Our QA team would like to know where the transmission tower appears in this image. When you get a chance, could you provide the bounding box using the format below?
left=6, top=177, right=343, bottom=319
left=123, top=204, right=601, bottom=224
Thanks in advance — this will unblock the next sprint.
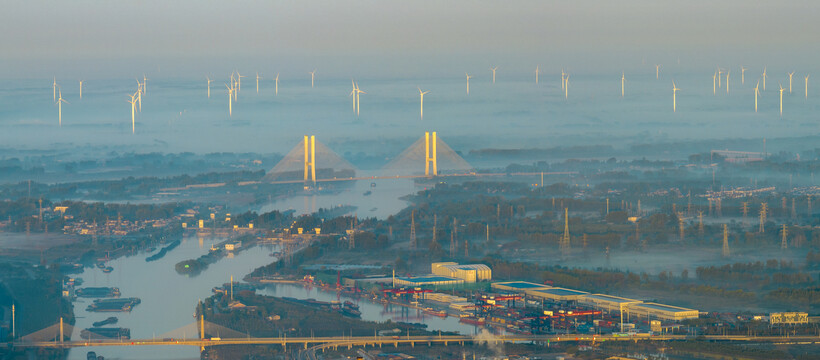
left=759, top=203, right=768, bottom=233
left=698, top=211, right=704, bottom=236
left=409, top=210, right=416, bottom=249
left=716, top=198, right=722, bottom=217
left=348, top=217, right=356, bottom=250
left=560, top=208, right=571, bottom=257
left=722, top=224, right=730, bottom=257
left=741, top=202, right=748, bottom=225
left=781, top=224, right=788, bottom=250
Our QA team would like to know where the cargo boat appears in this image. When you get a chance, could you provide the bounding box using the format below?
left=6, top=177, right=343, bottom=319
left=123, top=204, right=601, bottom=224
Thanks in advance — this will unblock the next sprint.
left=87, top=298, right=141, bottom=312
left=459, top=316, right=486, bottom=326
left=76, top=287, right=121, bottom=298
left=423, top=308, right=448, bottom=318
left=81, top=327, right=130, bottom=340
left=92, top=317, right=118, bottom=327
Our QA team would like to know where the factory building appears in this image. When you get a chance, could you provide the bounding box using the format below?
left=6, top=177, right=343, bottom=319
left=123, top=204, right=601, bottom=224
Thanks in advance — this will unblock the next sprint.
left=627, top=302, right=699, bottom=321
left=579, top=294, right=643, bottom=313
left=491, top=281, right=551, bottom=293
left=525, top=287, right=589, bottom=302
left=431, top=262, right=492, bottom=283
left=393, top=275, right=464, bottom=287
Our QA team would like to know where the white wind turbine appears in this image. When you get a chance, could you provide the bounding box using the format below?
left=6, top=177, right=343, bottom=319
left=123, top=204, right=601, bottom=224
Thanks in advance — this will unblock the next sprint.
left=79, top=80, right=84, bottom=99
left=52, top=77, right=57, bottom=102
left=535, top=65, right=540, bottom=84
left=127, top=92, right=137, bottom=134
left=349, top=80, right=358, bottom=113
left=788, top=72, right=795, bottom=93
left=779, top=83, right=785, bottom=116
left=275, top=73, right=280, bottom=96
left=135, top=79, right=143, bottom=112
left=206, top=76, right=212, bottom=98
left=564, top=74, right=569, bottom=99
left=621, top=71, right=625, bottom=97
left=762, top=67, right=768, bottom=91
left=805, top=74, right=810, bottom=99
left=672, top=81, right=680, bottom=112
left=309, top=70, right=316, bottom=88
left=561, top=68, right=566, bottom=90
left=655, top=64, right=660, bottom=79
left=490, top=67, right=497, bottom=84
left=225, top=83, right=234, bottom=116
left=713, top=71, right=717, bottom=95
left=256, top=72, right=262, bottom=94
left=754, top=80, right=760, bottom=112
left=726, top=70, right=730, bottom=94
left=56, top=88, right=68, bottom=127
left=418, top=87, right=429, bottom=120
left=236, top=71, right=246, bottom=93
left=717, top=67, right=723, bottom=88
left=142, top=74, right=148, bottom=94
left=355, top=84, right=365, bottom=117
left=466, top=73, right=473, bottom=95
left=741, top=66, right=747, bottom=84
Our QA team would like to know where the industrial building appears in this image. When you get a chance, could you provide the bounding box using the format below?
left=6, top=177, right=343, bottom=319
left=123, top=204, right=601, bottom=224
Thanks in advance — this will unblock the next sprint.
left=393, top=275, right=464, bottom=287
left=579, top=294, right=643, bottom=313
left=627, top=302, right=699, bottom=321
left=491, top=281, right=551, bottom=293
left=525, top=287, right=589, bottom=302
left=431, top=262, right=492, bottom=283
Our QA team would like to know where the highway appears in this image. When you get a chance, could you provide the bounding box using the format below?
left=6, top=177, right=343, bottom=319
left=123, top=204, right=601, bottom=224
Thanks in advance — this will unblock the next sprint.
left=11, top=333, right=820, bottom=351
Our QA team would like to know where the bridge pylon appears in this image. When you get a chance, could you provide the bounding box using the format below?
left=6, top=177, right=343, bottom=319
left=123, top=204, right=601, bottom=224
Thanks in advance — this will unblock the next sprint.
left=304, top=135, right=316, bottom=184
left=425, top=132, right=437, bottom=176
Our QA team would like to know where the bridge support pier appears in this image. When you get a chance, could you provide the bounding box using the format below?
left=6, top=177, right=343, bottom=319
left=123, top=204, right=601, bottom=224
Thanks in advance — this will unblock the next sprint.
left=304, top=342, right=307, bottom=349
left=348, top=344, right=351, bottom=350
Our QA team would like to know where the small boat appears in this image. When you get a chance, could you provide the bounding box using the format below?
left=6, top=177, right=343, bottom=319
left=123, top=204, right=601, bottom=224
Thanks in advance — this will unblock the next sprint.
left=92, top=317, right=118, bottom=327
left=363, top=191, right=372, bottom=196
left=102, top=267, right=114, bottom=273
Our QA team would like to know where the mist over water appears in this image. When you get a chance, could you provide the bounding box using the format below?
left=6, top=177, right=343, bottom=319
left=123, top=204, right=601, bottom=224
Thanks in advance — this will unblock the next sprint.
left=2, top=68, right=817, bottom=159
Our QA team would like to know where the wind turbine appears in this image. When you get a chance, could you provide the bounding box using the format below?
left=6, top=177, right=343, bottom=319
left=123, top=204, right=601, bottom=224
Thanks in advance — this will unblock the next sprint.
left=206, top=76, right=212, bottom=98
left=564, top=74, right=569, bottom=99
left=309, top=70, right=316, bottom=88
left=788, top=72, right=795, bottom=93
left=135, top=79, right=143, bottom=112
left=779, top=83, right=785, bottom=116
left=490, top=67, right=497, bottom=84
left=225, top=83, right=234, bottom=116
left=465, top=73, right=473, bottom=95
left=621, top=71, right=625, bottom=97
left=762, top=67, right=768, bottom=91
left=672, top=81, right=680, bottom=112
left=78, top=80, right=84, bottom=99
left=713, top=71, right=717, bottom=95
left=418, top=87, right=429, bottom=120
left=805, top=74, right=810, bottom=98
left=236, top=72, right=246, bottom=93
left=275, top=73, right=280, bottom=96
left=754, top=80, right=760, bottom=112
left=561, top=68, right=566, bottom=90
left=655, top=64, right=660, bottom=79
left=56, top=88, right=68, bottom=127
left=142, top=74, right=148, bottom=94
left=535, top=65, right=540, bottom=84
left=741, top=66, right=747, bottom=84
left=52, top=77, right=57, bottom=102
left=717, top=67, right=722, bottom=88
left=726, top=70, right=730, bottom=94
left=256, top=72, right=262, bottom=94
left=355, top=84, right=365, bottom=117
left=349, top=80, right=357, bottom=112
left=127, top=93, right=137, bottom=134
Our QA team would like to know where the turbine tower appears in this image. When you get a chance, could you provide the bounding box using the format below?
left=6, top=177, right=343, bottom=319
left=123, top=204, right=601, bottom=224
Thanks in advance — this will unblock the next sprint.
left=206, top=76, right=211, bottom=98
left=741, top=66, right=747, bottom=84
left=275, top=73, right=280, bottom=96
left=779, top=83, right=785, bottom=116
left=490, top=66, right=497, bottom=84
left=717, top=67, right=722, bottom=88
left=355, top=83, right=365, bottom=117
left=349, top=80, right=358, bottom=113
left=225, top=83, right=234, bottom=116
left=56, top=89, right=68, bottom=127
left=655, top=64, right=660, bottom=79
left=465, top=73, right=473, bottom=95
left=806, top=74, right=810, bottom=98
left=256, top=72, right=262, bottom=94
left=78, top=80, right=83, bottom=99
left=672, top=81, right=680, bottom=112
left=788, top=72, right=795, bottom=93
left=142, top=74, right=148, bottom=94
left=712, top=71, right=717, bottom=95
left=418, top=88, right=429, bottom=120
left=725, top=70, right=730, bottom=94
left=621, top=71, right=625, bottom=97
left=762, top=67, right=768, bottom=91
left=754, top=80, right=760, bottom=112
left=534, top=65, right=539, bottom=84
left=309, top=69, right=316, bottom=88
left=236, top=72, right=246, bottom=93
left=127, top=93, right=137, bottom=134
left=564, top=74, right=569, bottom=99
left=52, top=77, right=57, bottom=102
left=561, top=68, right=566, bottom=90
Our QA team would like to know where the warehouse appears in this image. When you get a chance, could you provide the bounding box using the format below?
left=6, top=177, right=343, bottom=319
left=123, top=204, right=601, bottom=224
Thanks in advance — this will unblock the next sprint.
left=393, top=275, right=464, bottom=287
left=525, top=287, right=589, bottom=302
left=431, top=262, right=492, bottom=283
left=579, top=294, right=643, bottom=313
left=627, top=302, right=699, bottom=321
left=491, top=281, right=551, bottom=293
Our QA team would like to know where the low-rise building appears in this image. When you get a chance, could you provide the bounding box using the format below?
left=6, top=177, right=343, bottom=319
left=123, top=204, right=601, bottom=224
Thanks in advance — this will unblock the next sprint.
left=627, top=302, right=698, bottom=321
left=431, top=262, right=491, bottom=283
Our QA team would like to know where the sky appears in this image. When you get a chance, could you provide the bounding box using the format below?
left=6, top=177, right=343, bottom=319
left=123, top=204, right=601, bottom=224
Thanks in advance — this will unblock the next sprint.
left=2, top=0, right=819, bottom=78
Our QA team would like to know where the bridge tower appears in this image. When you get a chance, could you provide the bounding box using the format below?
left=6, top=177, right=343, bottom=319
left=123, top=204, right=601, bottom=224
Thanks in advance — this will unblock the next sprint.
left=303, top=135, right=316, bottom=184
left=409, top=210, right=416, bottom=249
left=560, top=208, right=571, bottom=257
left=59, top=317, right=63, bottom=344
left=722, top=224, right=730, bottom=257
left=425, top=132, right=437, bottom=176
left=200, top=313, right=205, bottom=340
